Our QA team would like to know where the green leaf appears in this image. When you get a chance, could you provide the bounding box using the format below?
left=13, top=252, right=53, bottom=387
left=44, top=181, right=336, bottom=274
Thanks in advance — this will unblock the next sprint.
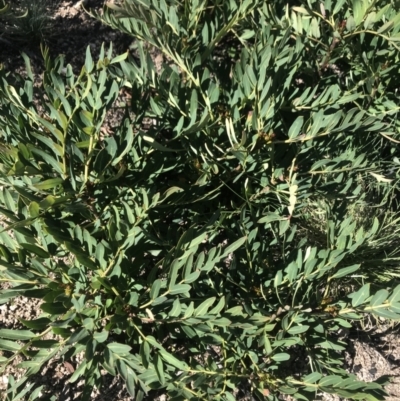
left=209, top=296, right=225, bottom=315
left=364, top=12, right=376, bottom=29
left=194, top=297, right=215, bottom=316
left=67, top=328, right=89, bottom=345
left=377, top=19, right=394, bottom=34
left=0, top=328, right=35, bottom=340
left=40, top=302, right=68, bottom=315
left=274, top=270, right=283, bottom=287
left=168, top=259, right=181, bottom=289
left=154, top=352, right=166, bottom=385
left=258, top=213, right=287, bottom=224
left=19, top=317, right=51, bottom=330
left=303, top=372, right=323, bottom=384
left=332, top=0, right=346, bottom=15
left=221, top=236, right=247, bottom=258
left=116, top=359, right=129, bottom=382
left=150, top=279, right=162, bottom=299
left=63, top=241, right=97, bottom=270
left=113, top=124, right=134, bottom=165
left=107, top=342, right=132, bottom=355
left=351, top=283, right=370, bottom=307
left=388, top=284, right=400, bottom=304
left=189, top=89, right=198, bottom=125
left=319, top=375, right=342, bottom=387
left=28, top=202, right=40, bottom=218
left=39, top=195, right=56, bottom=209
left=287, top=325, right=309, bottom=335
left=169, top=298, right=182, bottom=317
left=225, top=392, right=237, bottom=401
left=125, top=366, right=136, bottom=397
left=142, top=135, right=182, bottom=152
left=82, top=318, right=94, bottom=331
left=69, top=360, right=87, bottom=383
left=184, top=270, right=200, bottom=283
left=288, top=116, right=304, bottom=139
left=372, top=309, right=400, bottom=319
left=352, top=0, right=368, bottom=26
left=213, top=317, right=231, bottom=326
left=271, top=353, right=290, bottom=362
left=370, top=289, right=389, bottom=307
left=103, top=347, right=116, bottom=376
left=170, top=284, right=191, bottom=295
left=20, top=243, right=49, bottom=259
left=331, top=264, right=360, bottom=279
left=33, top=178, right=64, bottom=191
left=140, top=340, right=150, bottom=369
left=0, top=339, right=21, bottom=351
left=30, top=148, right=64, bottom=175
left=93, top=331, right=109, bottom=343
left=85, top=46, right=94, bottom=73
left=111, top=51, right=129, bottom=64
left=31, top=339, right=59, bottom=348
left=160, top=350, right=188, bottom=370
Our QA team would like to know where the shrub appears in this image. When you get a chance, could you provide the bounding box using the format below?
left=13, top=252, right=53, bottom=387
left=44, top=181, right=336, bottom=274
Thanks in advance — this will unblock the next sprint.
left=1, top=0, right=400, bottom=400
left=0, top=0, right=60, bottom=45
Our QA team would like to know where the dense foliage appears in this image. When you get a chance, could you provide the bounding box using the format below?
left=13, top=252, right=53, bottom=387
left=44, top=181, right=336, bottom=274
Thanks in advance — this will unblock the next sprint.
left=0, top=0, right=60, bottom=45
left=1, top=0, right=400, bottom=400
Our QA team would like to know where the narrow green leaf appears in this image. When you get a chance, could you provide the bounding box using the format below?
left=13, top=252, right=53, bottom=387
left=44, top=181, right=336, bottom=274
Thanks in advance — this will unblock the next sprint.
left=370, top=289, right=389, bottom=307
left=85, top=46, right=94, bottom=73
left=287, top=325, right=309, bottom=335
left=111, top=51, right=129, bottom=64
left=160, top=350, right=188, bottom=370
left=331, top=264, right=360, bottom=279
left=154, top=353, right=166, bottom=385
left=19, top=317, right=51, bottom=330
left=140, top=340, right=150, bottom=369
left=274, top=270, right=283, bottom=287
left=168, top=259, right=181, bottom=289
left=113, top=124, right=134, bottom=166
left=351, top=283, right=370, bottom=307
left=0, top=328, right=35, bottom=340
left=34, top=178, right=64, bottom=191
left=319, top=375, right=343, bottom=387
left=67, top=328, right=89, bottom=345
left=126, top=366, right=136, bottom=397
left=107, top=342, right=132, bottom=355
left=221, top=236, right=247, bottom=258
left=150, top=279, right=162, bottom=299
left=194, top=297, right=215, bottom=317
left=271, top=353, right=290, bottom=362
left=169, top=298, right=181, bottom=317
left=0, top=339, right=22, bottom=351
left=388, top=284, right=400, bottom=304
left=288, top=116, right=304, bottom=139
left=209, top=296, right=225, bottom=315
left=258, top=213, right=287, bottom=224
left=352, top=0, right=368, bottom=26
left=170, top=284, right=191, bottom=295
left=303, top=372, right=323, bottom=384
left=20, top=243, right=49, bottom=259
left=69, top=360, right=86, bottom=383
left=377, top=19, right=394, bottom=34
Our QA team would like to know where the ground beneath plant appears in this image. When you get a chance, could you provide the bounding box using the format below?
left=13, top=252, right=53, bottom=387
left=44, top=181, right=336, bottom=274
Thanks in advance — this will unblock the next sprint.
left=1, top=1, right=400, bottom=400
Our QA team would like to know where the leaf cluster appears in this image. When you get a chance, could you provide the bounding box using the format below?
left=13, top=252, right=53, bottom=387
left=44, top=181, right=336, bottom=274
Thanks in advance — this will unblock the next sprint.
left=0, top=0, right=60, bottom=45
